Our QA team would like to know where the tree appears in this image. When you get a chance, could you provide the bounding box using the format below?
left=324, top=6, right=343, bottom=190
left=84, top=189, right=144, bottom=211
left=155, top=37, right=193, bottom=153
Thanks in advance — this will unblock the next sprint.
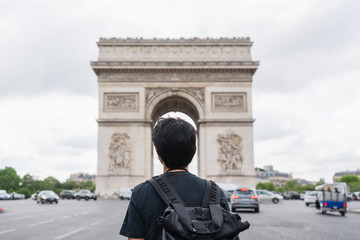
left=339, top=174, right=360, bottom=183
left=339, top=174, right=360, bottom=192
left=42, top=176, right=61, bottom=190
left=0, top=167, right=21, bottom=191
left=256, top=182, right=276, bottom=191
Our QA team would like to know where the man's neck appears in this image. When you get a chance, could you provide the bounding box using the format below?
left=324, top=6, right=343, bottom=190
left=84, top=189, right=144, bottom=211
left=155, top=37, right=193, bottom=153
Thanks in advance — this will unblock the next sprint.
left=163, top=166, right=188, bottom=173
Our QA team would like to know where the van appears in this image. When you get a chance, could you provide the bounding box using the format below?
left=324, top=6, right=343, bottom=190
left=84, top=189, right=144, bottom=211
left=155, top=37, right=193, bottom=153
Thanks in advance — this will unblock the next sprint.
left=118, top=187, right=133, bottom=200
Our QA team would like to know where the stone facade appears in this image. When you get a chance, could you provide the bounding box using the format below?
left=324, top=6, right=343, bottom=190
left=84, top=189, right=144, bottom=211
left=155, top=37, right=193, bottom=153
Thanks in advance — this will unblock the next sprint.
left=91, top=38, right=259, bottom=197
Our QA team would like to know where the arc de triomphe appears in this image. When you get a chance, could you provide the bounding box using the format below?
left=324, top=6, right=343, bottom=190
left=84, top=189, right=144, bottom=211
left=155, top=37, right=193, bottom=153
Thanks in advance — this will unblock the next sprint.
left=91, top=38, right=259, bottom=197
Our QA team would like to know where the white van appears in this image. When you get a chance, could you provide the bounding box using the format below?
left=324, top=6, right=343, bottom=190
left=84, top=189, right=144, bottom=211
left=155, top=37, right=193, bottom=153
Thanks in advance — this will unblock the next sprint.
left=118, top=188, right=133, bottom=200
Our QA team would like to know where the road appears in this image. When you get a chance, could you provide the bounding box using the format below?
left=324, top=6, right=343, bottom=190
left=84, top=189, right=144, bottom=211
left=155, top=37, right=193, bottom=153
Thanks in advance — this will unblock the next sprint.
left=0, top=199, right=359, bottom=239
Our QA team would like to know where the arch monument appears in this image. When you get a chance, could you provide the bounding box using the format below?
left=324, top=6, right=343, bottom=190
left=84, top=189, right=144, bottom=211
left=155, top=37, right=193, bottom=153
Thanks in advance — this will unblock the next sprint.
left=91, top=37, right=259, bottom=197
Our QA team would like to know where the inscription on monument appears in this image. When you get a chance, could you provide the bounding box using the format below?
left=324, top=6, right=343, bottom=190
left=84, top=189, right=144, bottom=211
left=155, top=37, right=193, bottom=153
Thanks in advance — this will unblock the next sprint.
left=104, top=93, right=138, bottom=112
left=212, top=92, right=246, bottom=112
left=217, top=130, right=243, bottom=170
left=109, top=133, right=132, bottom=171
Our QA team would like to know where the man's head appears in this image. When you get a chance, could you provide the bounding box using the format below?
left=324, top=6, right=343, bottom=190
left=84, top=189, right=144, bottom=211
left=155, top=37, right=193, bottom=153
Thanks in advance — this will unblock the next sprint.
left=152, top=117, right=196, bottom=169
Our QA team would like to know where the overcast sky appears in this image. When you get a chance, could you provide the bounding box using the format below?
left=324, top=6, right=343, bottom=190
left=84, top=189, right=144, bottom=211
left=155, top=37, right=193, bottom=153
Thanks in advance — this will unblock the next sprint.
left=0, top=0, right=359, bottom=183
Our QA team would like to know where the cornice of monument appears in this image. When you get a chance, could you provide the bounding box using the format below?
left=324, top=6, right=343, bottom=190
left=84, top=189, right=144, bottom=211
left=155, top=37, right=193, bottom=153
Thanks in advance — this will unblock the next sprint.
left=97, top=37, right=253, bottom=46
left=91, top=61, right=259, bottom=71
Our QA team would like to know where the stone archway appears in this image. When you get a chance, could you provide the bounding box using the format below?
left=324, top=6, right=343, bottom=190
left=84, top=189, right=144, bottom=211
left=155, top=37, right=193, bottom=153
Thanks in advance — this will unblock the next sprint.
left=91, top=38, right=259, bottom=197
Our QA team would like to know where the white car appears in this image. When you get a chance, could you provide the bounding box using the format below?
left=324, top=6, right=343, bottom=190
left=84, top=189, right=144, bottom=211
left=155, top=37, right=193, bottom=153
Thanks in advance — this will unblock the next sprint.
left=256, top=189, right=284, bottom=204
left=118, top=187, right=133, bottom=200
left=304, top=191, right=317, bottom=206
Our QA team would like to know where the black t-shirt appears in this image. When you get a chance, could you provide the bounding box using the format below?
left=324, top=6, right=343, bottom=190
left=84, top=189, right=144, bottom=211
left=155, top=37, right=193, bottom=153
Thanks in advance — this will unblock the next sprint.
left=120, top=171, right=229, bottom=239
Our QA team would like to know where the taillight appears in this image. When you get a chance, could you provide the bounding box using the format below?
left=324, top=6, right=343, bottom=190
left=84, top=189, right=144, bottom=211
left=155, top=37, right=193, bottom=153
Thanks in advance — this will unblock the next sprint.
left=232, top=195, right=239, bottom=199
left=324, top=202, right=327, bottom=207
left=343, top=203, right=347, bottom=208
left=250, top=196, right=258, bottom=199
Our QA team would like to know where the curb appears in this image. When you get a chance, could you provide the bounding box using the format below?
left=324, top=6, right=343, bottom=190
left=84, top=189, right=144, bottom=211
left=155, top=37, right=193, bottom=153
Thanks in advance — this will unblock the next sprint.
left=348, top=208, right=360, bottom=214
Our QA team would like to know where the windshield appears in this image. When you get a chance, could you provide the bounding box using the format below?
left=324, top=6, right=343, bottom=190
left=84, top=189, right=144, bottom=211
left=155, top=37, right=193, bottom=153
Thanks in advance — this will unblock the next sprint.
left=42, top=191, right=56, bottom=196
left=235, top=189, right=255, bottom=195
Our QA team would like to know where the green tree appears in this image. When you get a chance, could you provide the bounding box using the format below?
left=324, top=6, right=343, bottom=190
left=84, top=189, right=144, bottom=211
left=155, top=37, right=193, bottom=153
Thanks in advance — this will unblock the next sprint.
left=62, top=181, right=78, bottom=190
left=256, top=182, right=276, bottom=191
left=42, top=176, right=61, bottom=190
left=338, top=174, right=360, bottom=192
left=339, top=174, right=360, bottom=183
left=0, top=167, right=21, bottom=191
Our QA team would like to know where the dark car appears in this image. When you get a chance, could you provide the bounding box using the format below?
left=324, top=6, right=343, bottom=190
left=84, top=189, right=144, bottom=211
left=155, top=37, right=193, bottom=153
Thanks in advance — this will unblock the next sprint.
left=288, top=191, right=300, bottom=199
left=221, top=189, right=234, bottom=202
left=272, top=191, right=289, bottom=200
left=37, top=190, right=59, bottom=204
left=60, top=190, right=77, bottom=199
left=230, top=188, right=259, bottom=213
left=76, top=189, right=97, bottom=201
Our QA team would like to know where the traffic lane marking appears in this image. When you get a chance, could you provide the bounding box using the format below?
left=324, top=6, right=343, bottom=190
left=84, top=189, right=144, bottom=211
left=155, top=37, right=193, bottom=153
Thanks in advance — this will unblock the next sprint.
left=0, top=228, right=16, bottom=235
left=28, top=219, right=55, bottom=228
left=90, top=219, right=105, bottom=226
left=53, top=227, right=88, bottom=240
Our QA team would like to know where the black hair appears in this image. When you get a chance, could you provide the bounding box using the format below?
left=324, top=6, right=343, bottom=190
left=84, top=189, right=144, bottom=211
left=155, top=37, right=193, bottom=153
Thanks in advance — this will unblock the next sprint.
left=152, top=117, right=196, bottom=169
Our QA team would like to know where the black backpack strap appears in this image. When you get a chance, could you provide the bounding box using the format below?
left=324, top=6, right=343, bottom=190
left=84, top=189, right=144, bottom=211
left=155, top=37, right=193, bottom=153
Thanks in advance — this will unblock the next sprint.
left=147, top=175, right=193, bottom=231
left=148, top=175, right=185, bottom=205
left=147, top=178, right=172, bottom=205
left=201, top=180, right=212, bottom=207
left=210, top=180, right=221, bottom=205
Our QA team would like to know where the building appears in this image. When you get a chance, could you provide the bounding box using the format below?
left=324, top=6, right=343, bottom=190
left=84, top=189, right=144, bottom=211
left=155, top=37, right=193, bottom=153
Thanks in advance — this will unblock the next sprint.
left=68, top=172, right=96, bottom=183
left=256, top=165, right=293, bottom=188
left=333, top=169, right=360, bottom=182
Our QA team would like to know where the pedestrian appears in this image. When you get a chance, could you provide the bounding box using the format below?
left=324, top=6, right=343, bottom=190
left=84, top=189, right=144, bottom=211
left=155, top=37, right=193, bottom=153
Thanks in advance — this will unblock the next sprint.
left=119, top=117, right=230, bottom=240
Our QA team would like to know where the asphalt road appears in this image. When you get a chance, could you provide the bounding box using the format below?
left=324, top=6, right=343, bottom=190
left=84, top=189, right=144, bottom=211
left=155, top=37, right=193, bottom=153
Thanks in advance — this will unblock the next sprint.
left=1, top=198, right=359, bottom=240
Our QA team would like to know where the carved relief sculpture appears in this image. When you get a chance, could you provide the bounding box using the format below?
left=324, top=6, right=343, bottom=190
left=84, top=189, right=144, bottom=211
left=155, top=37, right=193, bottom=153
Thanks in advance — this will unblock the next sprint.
left=217, top=130, right=243, bottom=170
left=104, top=93, right=138, bottom=112
left=212, top=92, right=246, bottom=112
left=109, top=133, right=132, bottom=171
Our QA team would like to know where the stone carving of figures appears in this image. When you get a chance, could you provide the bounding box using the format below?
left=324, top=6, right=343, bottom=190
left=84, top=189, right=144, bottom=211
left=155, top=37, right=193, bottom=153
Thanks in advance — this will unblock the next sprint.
left=109, top=133, right=132, bottom=171
left=217, top=130, right=243, bottom=170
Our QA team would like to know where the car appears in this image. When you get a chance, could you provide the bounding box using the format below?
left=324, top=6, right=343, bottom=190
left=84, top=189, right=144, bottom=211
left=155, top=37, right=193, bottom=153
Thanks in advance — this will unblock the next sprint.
left=352, top=192, right=360, bottom=201
left=10, top=192, right=21, bottom=200
left=0, top=191, right=11, bottom=200
left=60, top=190, right=77, bottom=199
left=118, top=188, right=133, bottom=200
left=217, top=183, right=237, bottom=202
left=76, top=189, right=97, bottom=201
left=230, top=188, right=259, bottom=213
left=256, top=190, right=283, bottom=204
left=36, top=190, right=59, bottom=204
left=288, top=191, right=300, bottom=199
left=271, top=191, right=289, bottom=200
left=304, top=191, right=317, bottom=206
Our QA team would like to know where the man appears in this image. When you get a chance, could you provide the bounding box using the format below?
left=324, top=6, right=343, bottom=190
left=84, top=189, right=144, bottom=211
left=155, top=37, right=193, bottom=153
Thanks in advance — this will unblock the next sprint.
left=120, top=117, right=229, bottom=240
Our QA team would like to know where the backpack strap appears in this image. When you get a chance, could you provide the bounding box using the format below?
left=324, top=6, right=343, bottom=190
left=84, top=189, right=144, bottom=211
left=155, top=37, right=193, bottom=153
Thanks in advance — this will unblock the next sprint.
left=147, top=175, right=193, bottom=231
left=201, top=180, right=220, bottom=207
left=148, top=175, right=185, bottom=205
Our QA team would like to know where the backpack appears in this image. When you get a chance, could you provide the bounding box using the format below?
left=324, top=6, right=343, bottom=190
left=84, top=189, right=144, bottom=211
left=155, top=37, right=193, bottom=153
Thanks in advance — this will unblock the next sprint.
left=147, top=175, right=250, bottom=240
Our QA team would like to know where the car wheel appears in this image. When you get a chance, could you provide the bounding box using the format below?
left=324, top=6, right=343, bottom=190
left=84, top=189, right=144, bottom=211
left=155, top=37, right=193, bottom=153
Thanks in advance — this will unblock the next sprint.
left=120, top=196, right=124, bottom=200
left=55, top=200, right=58, bottom=204
left=254, top=207, right=259, bottom=213
left=85, top=197, right=89, bottom=201
left=41, top=200, right=44, bottom=204
left=340, top=211, right=346, bottom=216
left=50, top=201, right=53, bottom=204
left=93, top=198, right=97, bottom=201
left=306, top=203, right=309, bottom=206
left=322, top=210, right=326, bottom=214
left=272, top=198, right=279, bottom=204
